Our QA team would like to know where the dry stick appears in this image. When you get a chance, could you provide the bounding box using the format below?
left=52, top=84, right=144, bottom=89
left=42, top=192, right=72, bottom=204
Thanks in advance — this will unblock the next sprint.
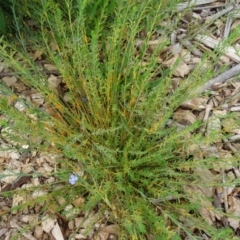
left=203, top=64, right=240, bottom=90
left=201, top=103, right=212, bottom=134
left=193, top=64, right=240, bottom=95
left=205, top=4, right=238, bottom=23
left=0, top=69, right=60, bottom=78
left=233, top=168, right=240, bottom=178
left=220, top=168, right=229, bottom=213
left=193, top=4, right=227, bottom=10
left=177, top=0, right=217, bottom=11
left=228, top=134, right=240, bottom=142
left=203, top=103, right=212, bottom=122
left=223, top=138, right=238, bottom=153
left=223, top=17, right=233, bottom=40
left=230, top=106, right=240, bottom=112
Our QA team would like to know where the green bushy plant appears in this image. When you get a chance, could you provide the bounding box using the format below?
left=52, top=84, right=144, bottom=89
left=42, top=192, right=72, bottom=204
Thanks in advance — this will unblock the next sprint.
left=0, top=6, right=7, bottom=34
left=0, top=0, right=237, bottom=238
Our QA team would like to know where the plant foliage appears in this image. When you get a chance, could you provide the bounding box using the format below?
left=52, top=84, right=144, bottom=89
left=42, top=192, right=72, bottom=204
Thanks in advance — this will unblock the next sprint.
left=0, top=0, right=236, bottom=239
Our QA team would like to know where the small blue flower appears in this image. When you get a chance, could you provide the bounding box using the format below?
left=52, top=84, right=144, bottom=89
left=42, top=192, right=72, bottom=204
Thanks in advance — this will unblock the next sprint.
left=69, top=174, right=78, bottom=185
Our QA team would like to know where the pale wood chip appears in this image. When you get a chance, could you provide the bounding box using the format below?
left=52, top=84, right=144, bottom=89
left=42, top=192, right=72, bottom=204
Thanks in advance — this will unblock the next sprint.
left=34, top=226, right=43, bottom=239
left=74, top=233, right=88, bottom=239
left=10, top=219, right=37, bottom=240
left=42, top=215, right=56, bottom=233
left=48, top=74, right=61, bottom=88
left=195, top=34, right=240, bottom=63
left=0, top=169, right=20, bottom=184
left=163, top=55, right=191, bottom=77
left=51, top=222, right=64, bottom=240
left=181, top=97, right=207, bottom=110
left=0, top=228, right=8, bottom=238
left=228, top=196, right=240, bottom=230
left=31, top=93, right=44, bottom=105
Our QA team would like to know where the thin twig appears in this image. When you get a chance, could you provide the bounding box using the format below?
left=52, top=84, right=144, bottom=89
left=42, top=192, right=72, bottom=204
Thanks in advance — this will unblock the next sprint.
left=0, top=69, right=60, bottom=78
left=177, top=0, right=217, bottom=11
left=220, top=168, right=228, bottom=213
left=228, top=134, right=240, bottom=142
left=223, top=17, right=233, bottom=40
left=223, top=138, right=238, bottom=153
left=230, top=106, right=240, bottom=112
left=205, top=4, right=237, bottom=23
left=203, top=103, right=212, bottom=122
left=233, top=168, right=240, bottom=178
left=150, top=195, right=180, bottom=204
left=193, top=4, right=227, bottom=10
left=194, top=64, right=240, bottom=94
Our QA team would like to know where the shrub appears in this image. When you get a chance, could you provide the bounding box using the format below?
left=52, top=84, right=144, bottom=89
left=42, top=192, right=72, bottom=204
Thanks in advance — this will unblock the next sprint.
left=0, top=0, right=236, bottom=238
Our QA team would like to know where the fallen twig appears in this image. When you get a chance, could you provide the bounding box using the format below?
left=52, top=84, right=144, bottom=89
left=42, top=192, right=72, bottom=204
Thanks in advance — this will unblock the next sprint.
left=223, top=17, right=233, bottom=40
left=223, top=138, right=238, bottom=153
left=230, top=106, right=240, bottom=112
left=177, top=0, right=217, bottom=11
left=205, top=4, right=240, bottom=23
left=203, top=103, right=212, bottom=122
left=194, top=64, right=240, bottom=94
left=221, top=168, right=228, bottom=213
left=228, top=134, right=240, bottom=142
left=0, top=69, right=60, bottom=78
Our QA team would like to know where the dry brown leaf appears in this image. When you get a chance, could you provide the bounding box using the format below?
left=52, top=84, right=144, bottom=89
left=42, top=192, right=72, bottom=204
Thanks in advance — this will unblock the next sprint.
left=173, top=110, right=196, bottom=125
left=44, top=63, right=58, bottom=72
left=33, top=50, right=43, bottom=60
left=184, top=185, right=216, bottom=225
left=100, top=224, right=118, bottom=234
left=199, top=145, right=219, bottom=158
left=193, top=167, right=216, bottom=197
left=2, top=76, right=17, bottom=87
left=228, top=196, right=240, bottom=230
left=180, top=49, right=191, bottom=63
left=163, top=55, right=177, bottom=66
left=12, top=82, right=26, bottom=92
left=171, top=43, right=182, bottom=55
left=49, top=42, right=59, bottom=52
left=48, top=75, right=61, bottom=88
left=163, top=55, right=191, bottom=77
left=231, top=19, right=240, bottom=30
left=174, top=61, right=191, bottom=77
left=72, top=197, right=85, bottom=207
left=94, top=231, right=109, bottom=240
left=94, top=225, right=118, bottom=240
